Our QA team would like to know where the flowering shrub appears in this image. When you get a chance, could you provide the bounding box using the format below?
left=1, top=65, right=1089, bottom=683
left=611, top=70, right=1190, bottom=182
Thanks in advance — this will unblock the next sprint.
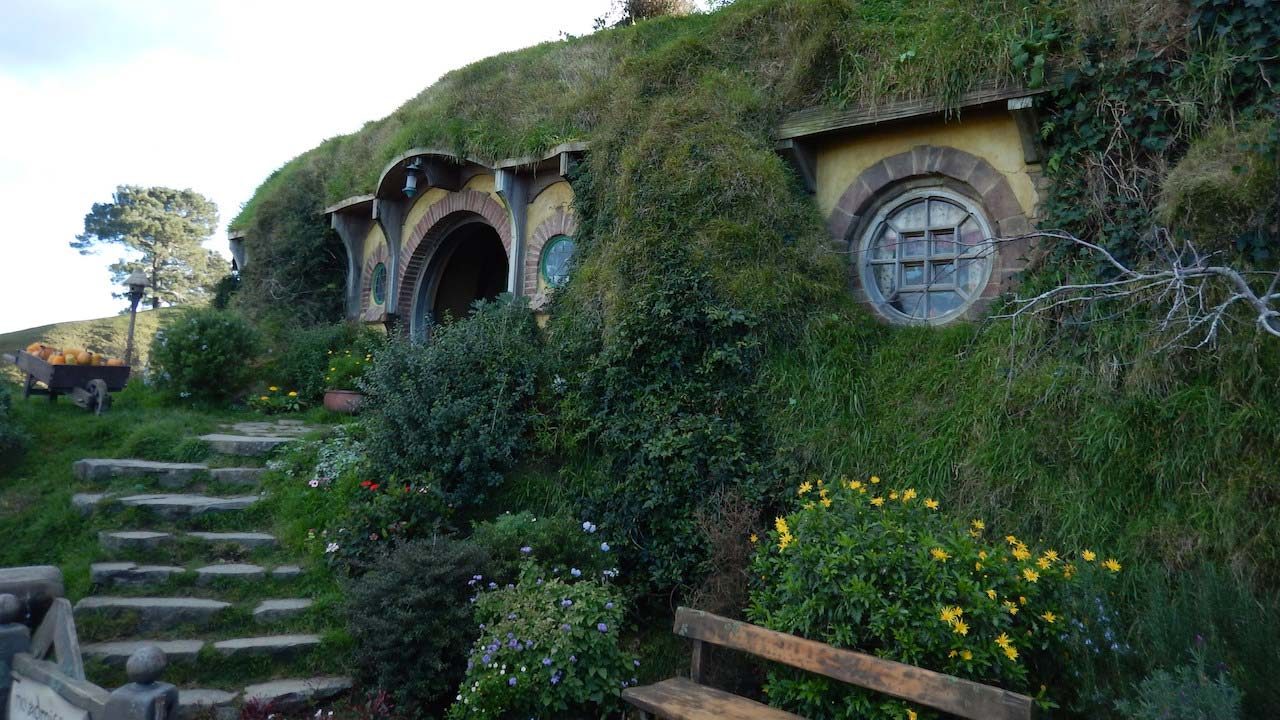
left=266, top=321, right=383, bottom=403
left=448, top=568, right=637, bottom=719
left=344, top=536, right=489, bottom=716
left=1114, top=642, right=1241, bottom=720
left=325, top=349, right=371, bottom=391
left=748, top=476, right=1123, bottom=720
left=248, top=385, right=305, bottom=414
left=471, top=512, right=617, bottom=586
left=150, top=308, right=260, bottom=405
left=325, top=478, right=449, bottom=574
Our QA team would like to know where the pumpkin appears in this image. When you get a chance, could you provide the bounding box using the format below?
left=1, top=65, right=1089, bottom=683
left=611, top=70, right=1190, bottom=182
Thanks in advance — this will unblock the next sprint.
left=106, top=358, right=125, bottom=367
left=37, top=347, right=55, bottom=360
left=25, top=342, right=42, bottom=354
left=49, top=355, right=66, bottom=365
left=75, top=351, right=93, bottom=366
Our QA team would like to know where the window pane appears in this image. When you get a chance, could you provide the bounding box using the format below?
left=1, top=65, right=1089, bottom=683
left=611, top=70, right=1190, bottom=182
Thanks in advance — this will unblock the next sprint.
left=931, top=228, right=957, bottom=256
left=931, top=261, right=956, bottom=286
left=873, top=264, right=897, bottom=297
left=902, top=263, right=926, bottom=287
left=929, top=291, right=964, bottom=317
left=900, top=232, right=926, bottom=259
left=929, top=199, right=967, bottom=227
left=957, top=259, right=982, bottom=294
left=961, top=217, right=985, bottom=247
left=893, top=199, right=928, bottom=232
left=892, top=292, right=925, bottom=318
left=873, top=226, right=897, bottom=260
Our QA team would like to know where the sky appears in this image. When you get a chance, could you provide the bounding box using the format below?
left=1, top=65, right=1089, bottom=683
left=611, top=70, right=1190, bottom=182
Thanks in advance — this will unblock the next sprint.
left=0, top=0, right=603, bottom=334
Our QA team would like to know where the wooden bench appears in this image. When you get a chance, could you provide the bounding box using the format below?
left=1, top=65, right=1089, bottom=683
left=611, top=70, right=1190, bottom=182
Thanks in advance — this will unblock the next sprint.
left=622, top=607, right=1036, bottom=720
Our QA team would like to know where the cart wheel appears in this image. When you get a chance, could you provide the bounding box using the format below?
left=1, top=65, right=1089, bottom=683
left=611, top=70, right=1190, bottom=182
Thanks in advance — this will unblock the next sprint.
left=88, top=379, right=112, bottom=415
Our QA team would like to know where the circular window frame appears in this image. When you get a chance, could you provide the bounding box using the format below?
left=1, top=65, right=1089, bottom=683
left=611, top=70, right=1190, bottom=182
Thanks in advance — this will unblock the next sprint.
left=371, top=262, right=388, bottom=306
left=540, top=234, right=576, bottom=289
left=857, top=187, right=995, bottom=325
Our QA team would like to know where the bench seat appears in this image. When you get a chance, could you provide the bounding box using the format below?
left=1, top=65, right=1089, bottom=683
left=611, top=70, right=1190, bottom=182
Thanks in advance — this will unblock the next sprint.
left=622, top=677, right=802, bottom=720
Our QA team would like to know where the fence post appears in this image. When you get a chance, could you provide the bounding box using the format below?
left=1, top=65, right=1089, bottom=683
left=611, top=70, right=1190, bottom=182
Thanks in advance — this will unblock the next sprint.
left=0, top=595, right=32, bottom=720
left=103, top=646, right=179, bottom=720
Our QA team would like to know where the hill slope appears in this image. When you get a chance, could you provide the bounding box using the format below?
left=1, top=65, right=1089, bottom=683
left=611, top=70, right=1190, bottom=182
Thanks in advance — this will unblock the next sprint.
left=0, top=308, right=178, bottom=374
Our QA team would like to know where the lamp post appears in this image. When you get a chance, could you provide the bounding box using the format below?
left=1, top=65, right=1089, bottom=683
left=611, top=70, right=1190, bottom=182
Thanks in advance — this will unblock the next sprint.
left=402, top=157, right=424, bottom=198
left=123, top=270, right=150, bottom=367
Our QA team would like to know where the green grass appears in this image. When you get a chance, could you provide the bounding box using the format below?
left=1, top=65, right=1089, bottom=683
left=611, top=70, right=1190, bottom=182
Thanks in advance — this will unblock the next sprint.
left=0, top=308, right=181, bottom=380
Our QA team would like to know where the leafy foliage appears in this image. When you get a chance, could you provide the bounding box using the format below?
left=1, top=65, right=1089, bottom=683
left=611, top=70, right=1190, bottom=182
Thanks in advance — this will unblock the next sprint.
left=70, top=186, right=228, bottom=308
left=0, top=383, right=27, bottom=469
left=265, top=322, right=382, bottom=403
left=149, top=308, right=260, bottom=405
left=748, top=476, right=1124, bottom=719
left=1115, top=643, right=1242, bottom=720
left=361, top=297, right=542, bottom=509
left=448, top=568, right=636, bottom=719
left=471, top=512, right=617, bottom=587
left=327, top=480, right=449, bottom=574
left=324, top=349, right=373, bottom=392
left=344, top=536, right=489, bottom=717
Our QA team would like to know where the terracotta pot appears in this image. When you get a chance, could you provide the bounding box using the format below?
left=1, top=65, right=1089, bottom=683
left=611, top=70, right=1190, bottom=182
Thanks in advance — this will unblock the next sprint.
left=323, top=389, right=364, bottom=414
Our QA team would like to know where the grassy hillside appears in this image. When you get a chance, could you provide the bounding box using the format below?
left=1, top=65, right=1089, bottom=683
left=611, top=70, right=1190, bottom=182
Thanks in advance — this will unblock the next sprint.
left=0, top=308, right=178, bottom=379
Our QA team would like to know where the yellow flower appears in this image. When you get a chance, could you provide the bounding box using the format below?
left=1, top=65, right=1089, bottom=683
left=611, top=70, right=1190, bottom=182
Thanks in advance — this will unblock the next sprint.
left=1004, top=601, right=1019, bottom=615
left=924, top=498, right=939, bottom=510
left=971, top=519, right=985, bottom=531
left=798, top=481, right=813, bottom=496
left=1036, top=557, right=1051, bottom=570
left=288, top=391, right=298, bottom=397
left=268, top=386, right=279, bottom=392
left=1022, top=568, right=1040, bottom=583
left=1041, top=611, right=1057, bottom=624
left=1005, top=535, right=1019, bottom=545
left=870, top=475, right=881, bottom=484
left=948, top=650, right=957, bottom=658
left=960, top=650, right=973, bottom=661
left=803, top=501, right=816, bottom=510
left=1013, top=545, right=1032, bottom=561
left=995, top=632, right=1012, bottom=648
left=907, top=711, right=918, bottom=720
left=775, top=517, right=789, bottom=535
left=1003, top=645, right=1019, bottom=661
left=975, top=562, right=984, bottom=571
left=1043, top=549, right=1059, bottom=563
left=930, top=547, right=950, bottom=562
left=1082, top=549, right=1097, bottom=562
left=820, top=497, right=832, bottom=508
left=778, top=532, right=794, bottom=551
left=329, top=367, right=336, bottom=372
left=939, top=606, right=962, bottom=624
left=819, top=486, right=830, bottom=500
left=952, top=620, right=969, bottom=636
left=986, top=589, right=997, bottom=600
left=889, top=491, right=899, bottom=501
left=978, top=550, right=988, bottom=560
left=1063, top=563, right=1076, bottom=580
left=1103, top=558, right=1122, bottom=573
left=1019, top=596, right=1028, bottom=605
left=902, top=488, right=917, bottom=502
left=749, top=533, right=758, bottom=544
left=870, top=496, right=885, bottom=507
left=849, top=480, right=863, bottom=491
left=259, top=395, right=269, bottom=401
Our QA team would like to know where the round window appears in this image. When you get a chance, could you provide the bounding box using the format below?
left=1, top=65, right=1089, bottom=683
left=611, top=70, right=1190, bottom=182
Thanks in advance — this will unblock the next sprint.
left=858, top=188, right=994, bottom=324
left=541, top=235, right=576, bottom=288
left=371, top=262, right=387, bottom=306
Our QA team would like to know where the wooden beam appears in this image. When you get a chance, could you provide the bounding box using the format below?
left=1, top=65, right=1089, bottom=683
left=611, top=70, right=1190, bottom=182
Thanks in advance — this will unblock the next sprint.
left=776, top=81, right=1056, bottom=141
left=1007, top=96, right=1044, bottom=164
left=672, top=608, right=1035, bottom=720
left=775, top=139, right=816, bottom=194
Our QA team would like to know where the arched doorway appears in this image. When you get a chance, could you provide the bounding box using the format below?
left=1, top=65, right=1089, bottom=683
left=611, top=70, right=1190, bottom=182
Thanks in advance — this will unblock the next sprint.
left=410, top=218, right=508, bottom=334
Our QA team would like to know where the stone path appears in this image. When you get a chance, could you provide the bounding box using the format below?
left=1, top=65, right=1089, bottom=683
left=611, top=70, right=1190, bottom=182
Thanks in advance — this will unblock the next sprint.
left=70, top=422, right=349, bottom=719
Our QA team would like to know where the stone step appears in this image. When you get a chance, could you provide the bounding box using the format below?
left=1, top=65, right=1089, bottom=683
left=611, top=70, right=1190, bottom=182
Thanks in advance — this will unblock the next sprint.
left=270, top=565, right=302, bottom=580
left=198, top=434, right=294, bottom=457
left=186, top=531, right=278, bottom=550
left=82, top=639, right=204, bottom=666
left=195, top=564, right=266, bottom=585
left=178, top=689, right=238, bottom=720
left=242, top=677, right=352, bottom=714
left=119, top=493, right=259, bottom=519
left=208, top=467, right=266, bottom=487
left=252, top=599, right=313, bottom=624
left=90, top=563, right=184, bottom=586
left=222, top=421, right=315, bottom=438
left=99, top=530, right=174, bottom=552
left=74, top=459, right=208, bottom=488
left=74, top=597, right=230, bottom=632
left=212, top=634, right=321, bottom=660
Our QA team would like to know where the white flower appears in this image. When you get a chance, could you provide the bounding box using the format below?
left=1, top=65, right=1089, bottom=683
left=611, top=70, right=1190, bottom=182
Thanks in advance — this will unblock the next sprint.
left=308, top=479, right=320, bottom=488
left=325, top=542, right=339, bottom=553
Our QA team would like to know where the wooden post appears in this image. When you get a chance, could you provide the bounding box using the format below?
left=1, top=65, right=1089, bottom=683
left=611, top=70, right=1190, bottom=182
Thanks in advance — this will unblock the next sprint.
left=688, top=639, right=707, bottom=684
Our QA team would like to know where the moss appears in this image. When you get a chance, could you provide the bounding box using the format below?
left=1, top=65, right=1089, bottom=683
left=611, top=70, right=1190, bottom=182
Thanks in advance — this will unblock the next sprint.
left=1159, top=119, right=1279, bottom=249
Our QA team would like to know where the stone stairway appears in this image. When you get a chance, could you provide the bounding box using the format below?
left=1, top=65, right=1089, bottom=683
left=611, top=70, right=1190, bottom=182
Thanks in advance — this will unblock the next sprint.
left=69, top=422, right=350, bottom=719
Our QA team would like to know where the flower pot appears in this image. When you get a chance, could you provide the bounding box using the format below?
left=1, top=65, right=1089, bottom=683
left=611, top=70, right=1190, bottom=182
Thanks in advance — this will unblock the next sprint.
left=323, top=389, right=364, bottom=414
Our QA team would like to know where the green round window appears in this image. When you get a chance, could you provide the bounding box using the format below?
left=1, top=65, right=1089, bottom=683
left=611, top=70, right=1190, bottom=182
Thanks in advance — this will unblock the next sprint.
left=371, top=263, right=387, bottom=306
left=541, top=235, right=576, bottom=288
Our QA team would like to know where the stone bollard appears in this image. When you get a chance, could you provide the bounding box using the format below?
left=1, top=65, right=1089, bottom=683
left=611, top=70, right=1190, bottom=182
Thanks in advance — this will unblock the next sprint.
left=103, top=646, right=179, bottom=720
left=0, top=594, right=32, bottom=720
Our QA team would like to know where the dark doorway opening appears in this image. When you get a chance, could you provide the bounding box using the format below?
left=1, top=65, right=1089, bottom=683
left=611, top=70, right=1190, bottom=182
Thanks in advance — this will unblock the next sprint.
left=431, top=222, right=508, bottom=323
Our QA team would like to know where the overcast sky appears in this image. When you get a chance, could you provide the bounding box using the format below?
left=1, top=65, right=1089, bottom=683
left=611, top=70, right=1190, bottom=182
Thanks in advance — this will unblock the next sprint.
left=0, top=0, right=603, bottom=334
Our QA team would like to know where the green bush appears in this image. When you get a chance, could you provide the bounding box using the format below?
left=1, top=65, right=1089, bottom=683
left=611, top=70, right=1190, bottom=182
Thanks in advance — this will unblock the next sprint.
left=327, top=480, right=450, bottom=574
left=471, top=512, right=617, bottom=587
left=149, top=308, right=260, bottom=406
left=344, top=536, right=489, bottom=717
left=1115, top=644, right=1242, bottom=720
left=324, top=349, right=372, bottom=392
left=0, top=383, right=27, bottom=469
left=248, top=387, right=306, bottom=415
left=448, top=568, right=637, bottom=719
left=361, top=296, right=542, bottom=508
left=748, top=476, right=1125, bottom=719
left=265, top=322, right=382, bottom=403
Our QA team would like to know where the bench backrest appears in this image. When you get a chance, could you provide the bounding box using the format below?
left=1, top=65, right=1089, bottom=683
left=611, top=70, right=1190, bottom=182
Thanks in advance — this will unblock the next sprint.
left=673, top=607, right=1036, bottom=720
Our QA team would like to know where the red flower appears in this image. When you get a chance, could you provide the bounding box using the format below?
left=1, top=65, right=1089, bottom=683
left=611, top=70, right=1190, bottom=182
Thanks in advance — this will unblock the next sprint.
left=360, top=480, right=372, bottom=488
left=370, top=483, right=380, bottom=491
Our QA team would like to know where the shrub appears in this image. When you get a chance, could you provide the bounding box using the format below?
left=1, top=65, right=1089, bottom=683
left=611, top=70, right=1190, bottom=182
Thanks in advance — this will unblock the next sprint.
left=361, top=296, right=542, bottom=508
left=149, top=308, right=260, bottom=405
left=0, top=384, right=27, bottom=469
left=344, top=536, right=489, bottom=716
left=248, top=386, right=306, bottom=415
left=471, top=512, right=617, bottom=587
left=266, top=322, right=382, bottom=403
left=448, top=568, right=637, bottom=719
left=1115, top=643, right=1242, bottom=720
left=324, top=349, right=372, bottom=392
left=327, top=479, right=449, bottom=574
left=748, top=476, right=1125, bottom=720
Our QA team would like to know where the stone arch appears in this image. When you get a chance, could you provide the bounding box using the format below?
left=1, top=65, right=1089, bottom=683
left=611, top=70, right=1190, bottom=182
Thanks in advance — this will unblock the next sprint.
left=359, top=242, right=390, bottom=320
left=828, top=145, right=1035, bottom=319
left=524, top=208, right=579, bottom=298
left=395, top=189, right=512, bottom=319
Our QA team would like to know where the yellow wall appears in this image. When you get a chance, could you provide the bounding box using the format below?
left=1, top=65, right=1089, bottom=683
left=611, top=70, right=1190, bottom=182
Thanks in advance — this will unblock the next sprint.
left=362, top=223, right=387, bottom=265
left=464, top=173, right=499, bottom=199
left=402, top=188, right=450, bottom=240
left=814, top=109, right=1038, bottom=218
left=526, top=181, right=576, bottom=294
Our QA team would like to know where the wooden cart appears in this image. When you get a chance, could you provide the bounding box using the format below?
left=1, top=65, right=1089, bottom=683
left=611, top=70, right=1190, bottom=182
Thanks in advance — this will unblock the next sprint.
left=4, top=351, right=131, bottom=415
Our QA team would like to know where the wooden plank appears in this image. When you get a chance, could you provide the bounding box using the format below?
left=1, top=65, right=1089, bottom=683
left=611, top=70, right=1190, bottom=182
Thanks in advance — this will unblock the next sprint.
left=776, top=81, right=1056, bottom=141
left=622, top=678, right=802, bottom=720
left=12, top=654, right=109, bottom=718
left=672, top=608, right=1035, bottom=720
left=28, top=599, right=85, bottom=681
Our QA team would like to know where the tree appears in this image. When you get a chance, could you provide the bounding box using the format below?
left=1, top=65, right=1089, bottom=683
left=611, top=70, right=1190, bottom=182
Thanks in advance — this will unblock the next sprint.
left=71, top=186, right=229, bottom=309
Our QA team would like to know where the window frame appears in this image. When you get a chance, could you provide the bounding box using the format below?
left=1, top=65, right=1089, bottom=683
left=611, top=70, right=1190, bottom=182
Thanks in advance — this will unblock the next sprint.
left=540, top=234, right=576, bottom=289
left=371, top=262, right=388, bottom=306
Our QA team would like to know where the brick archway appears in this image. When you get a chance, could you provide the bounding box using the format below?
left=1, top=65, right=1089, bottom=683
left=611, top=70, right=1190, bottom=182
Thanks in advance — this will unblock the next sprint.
left=523, top=208, right=578, bottom=298
left=396, top=190, right=512, bottom=319
left=359, top=242, right=390, bottom=321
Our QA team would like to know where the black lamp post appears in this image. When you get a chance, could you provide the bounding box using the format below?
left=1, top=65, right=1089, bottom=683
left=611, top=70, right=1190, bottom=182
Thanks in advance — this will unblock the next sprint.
left=123, top=270, right=150, bottom=367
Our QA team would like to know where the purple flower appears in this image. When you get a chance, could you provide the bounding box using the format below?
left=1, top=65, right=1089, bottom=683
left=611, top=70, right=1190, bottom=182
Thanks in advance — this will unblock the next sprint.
left=542, top=657, right=552, bottom=666
left=569, top=655, right=577, bottom=663
left=482, top=654, right=491, bottom=664
left=560, top=623, right=572, bottom=632
left=570, top=568, right=582, bottom=578
left=634, top=659, right=641, bottom=667
left=605, top=602, right=614, bottom=610
left=488, top=582, right=497, bottom=589
left=600, top=542, right=610, bottom=552
left=550, top=671, right=562, bottom=685
left=508, top=677, right=517, bottom=687
left=520, top=546, right=532, bottom=554
left=597, top=623, right=608, bottom=633
left=508, top=612, right=518, bottom=620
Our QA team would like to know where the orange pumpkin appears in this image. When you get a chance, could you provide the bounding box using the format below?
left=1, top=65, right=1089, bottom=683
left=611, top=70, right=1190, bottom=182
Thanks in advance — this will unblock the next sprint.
left=75, top=351, right=93, bottom=365
left=37, top=347, right=55, bottom=360
left=49, top=355, right=66, bottom=365
left=25, top=342, right=42, bottom=354
left=106, top=358, right=125, bottom=367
